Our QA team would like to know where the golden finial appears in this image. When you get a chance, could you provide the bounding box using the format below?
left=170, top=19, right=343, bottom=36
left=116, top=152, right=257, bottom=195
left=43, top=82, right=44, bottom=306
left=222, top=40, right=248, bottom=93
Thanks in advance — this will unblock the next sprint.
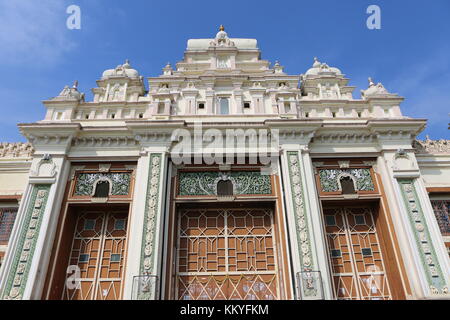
left=219, top=25, right=225, bottom=31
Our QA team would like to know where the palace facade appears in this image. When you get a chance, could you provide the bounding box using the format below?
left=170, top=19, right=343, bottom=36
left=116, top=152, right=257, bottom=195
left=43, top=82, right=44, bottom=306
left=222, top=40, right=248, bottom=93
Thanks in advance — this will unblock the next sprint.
left=0, top=27, right=449, bottom=300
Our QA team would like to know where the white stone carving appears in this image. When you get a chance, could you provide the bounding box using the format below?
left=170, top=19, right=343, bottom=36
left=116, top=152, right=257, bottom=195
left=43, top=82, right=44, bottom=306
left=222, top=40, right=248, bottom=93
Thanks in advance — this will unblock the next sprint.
left=108, top=83, right=126, bottom=102
left=51, top=81, right=85, bottom=102
left=361, top=77, right=398, bottom=99
left=393, top=148, right=415, bottom=171
left=30, top=156, right=57, bottom=178
left=414, top=136, right=450, bottom=154
left=304, top=57, right=342, bottom=76
left=102, top=60, right=139, bottom=79
left=209, top=25, right=235, bottom=47
left=0, top=143, right=34, bottom=158
left=217, top=56, right=230, bottom=69
left=141, top=154, right=162, bottom=276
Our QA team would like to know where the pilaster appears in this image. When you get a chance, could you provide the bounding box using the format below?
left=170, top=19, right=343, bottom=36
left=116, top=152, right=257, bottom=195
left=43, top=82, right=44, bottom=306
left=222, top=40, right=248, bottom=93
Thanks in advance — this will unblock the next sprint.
left=279, top=144, right=331, bottom=299
left=136, top=150, right=168, bottom=300
left=126, top=126, right=172, bottom=299
left=376, top=127, right=450, bottom=298
left=0, top=124, right=76, bottom=299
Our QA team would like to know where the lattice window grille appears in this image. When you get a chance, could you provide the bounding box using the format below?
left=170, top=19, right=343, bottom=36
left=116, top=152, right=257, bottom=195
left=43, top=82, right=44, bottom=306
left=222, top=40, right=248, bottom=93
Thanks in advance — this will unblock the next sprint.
left=63, top=211, right=128, bottom=300
left=0, top=207, right=18, bottom=243
left=176, top=208, right=279, bottom=300
left=431, top=200, right=450, bottom=235
left=324, top=207, right=392, bottom=300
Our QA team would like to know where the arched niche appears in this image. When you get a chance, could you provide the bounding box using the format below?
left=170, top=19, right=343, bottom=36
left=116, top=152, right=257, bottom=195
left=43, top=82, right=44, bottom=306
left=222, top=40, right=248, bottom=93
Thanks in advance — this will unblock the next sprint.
left=92, top=178, right=112, bottom=197
left=217, top=179, right=234, bottom=197
left=337, top=173, right=357, bottom=194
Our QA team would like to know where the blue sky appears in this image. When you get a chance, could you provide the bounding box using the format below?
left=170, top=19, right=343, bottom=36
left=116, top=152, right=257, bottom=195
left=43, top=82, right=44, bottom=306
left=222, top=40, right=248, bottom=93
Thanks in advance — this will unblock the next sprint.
left=0, top=0, right=449, bottom=142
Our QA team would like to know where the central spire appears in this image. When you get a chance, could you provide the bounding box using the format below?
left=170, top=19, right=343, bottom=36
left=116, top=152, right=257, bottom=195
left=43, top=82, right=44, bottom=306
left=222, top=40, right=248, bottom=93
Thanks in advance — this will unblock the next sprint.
left=219, top=24, right=225, bottom=31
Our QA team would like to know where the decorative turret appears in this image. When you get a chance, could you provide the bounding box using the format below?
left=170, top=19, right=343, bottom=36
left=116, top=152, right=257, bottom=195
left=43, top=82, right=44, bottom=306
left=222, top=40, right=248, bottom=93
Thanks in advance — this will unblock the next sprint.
left=273, top=61, right=284, bottom=74
left=102, top=59, right=140, bottom=79
left=93, top=59, right=145, bottom=103
left=301, top=57, right=354, bottom=100
left=361, top=77, right=398, bottom=99
left=216, top=25, right=228, bottom=41
left=304, top=57, right=343, bottom=77
left=51, top=81, right=85, bottom=102
left=162, top=62, right=173, bottom=76
left=209, top=25, right=235, bottom=47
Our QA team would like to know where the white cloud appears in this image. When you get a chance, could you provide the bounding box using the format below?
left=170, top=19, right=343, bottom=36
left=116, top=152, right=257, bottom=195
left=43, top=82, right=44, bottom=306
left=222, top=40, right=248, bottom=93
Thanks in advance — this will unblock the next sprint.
left=0, top=0, right=76, bottom=65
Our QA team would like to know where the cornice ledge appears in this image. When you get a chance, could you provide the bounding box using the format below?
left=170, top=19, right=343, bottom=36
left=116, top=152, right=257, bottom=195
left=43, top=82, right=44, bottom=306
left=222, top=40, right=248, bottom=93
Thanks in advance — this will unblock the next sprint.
left=19, top=123, right=79, bottom=154
left=313, top=132, right=377, bottom=144
left=392, top=170, right=421, bottom=179
left=125, top=119, right=186, bottom=130
left=367, top=119, right=427, bottom=141
left=71, top=135, right=140, bottom=147
left=367, top=119, right=427, bottom=133
left=18, top=122, right=81, bottom=131
left=364, top=95, right=405, bottom=102
left=264, top=118, right=323, bottom=128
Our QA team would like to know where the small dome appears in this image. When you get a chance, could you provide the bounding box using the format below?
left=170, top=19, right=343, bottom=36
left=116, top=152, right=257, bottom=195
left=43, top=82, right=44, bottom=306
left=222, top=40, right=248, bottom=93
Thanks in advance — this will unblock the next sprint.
left=102, top=59, right=140, bottom=79
left=361, top=77, right=393, bottom=99
left=52, top=81, right=84, bottom=102
left=215, top=25, right=228, bottom=40
left=305, top=57, right=342, bottom=76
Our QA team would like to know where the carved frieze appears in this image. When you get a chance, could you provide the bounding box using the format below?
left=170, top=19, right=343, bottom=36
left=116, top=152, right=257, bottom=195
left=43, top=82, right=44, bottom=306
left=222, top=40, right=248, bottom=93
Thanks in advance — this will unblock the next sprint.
left=72, top=136, right=139, bottom=147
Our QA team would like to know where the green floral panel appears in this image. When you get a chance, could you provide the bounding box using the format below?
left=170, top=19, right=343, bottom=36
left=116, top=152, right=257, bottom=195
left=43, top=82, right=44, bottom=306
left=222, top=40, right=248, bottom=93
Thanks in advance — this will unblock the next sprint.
left=74, top=172, right=131, bottom=196
left=319, top=168, right=375, bottom=192
left=178, top=171, right=272, bottom=196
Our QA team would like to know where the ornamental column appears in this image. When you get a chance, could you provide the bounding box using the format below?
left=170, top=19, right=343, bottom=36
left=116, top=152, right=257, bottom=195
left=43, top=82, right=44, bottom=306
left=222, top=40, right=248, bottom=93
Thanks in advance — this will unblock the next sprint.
left=232, top=81, right=243, bottom=114
left=280, top=146, right=333, bottom=300
left=0, top=124, right=78, bottom=300
left=249, top=85, right=266, bottom=114
left=124, top=128, right=172, bottom=300
left=276, top=122, right=332, bottom=300
left=375, top=127, right=450, bottom=299
left=205, top=82, right=215, bottom=115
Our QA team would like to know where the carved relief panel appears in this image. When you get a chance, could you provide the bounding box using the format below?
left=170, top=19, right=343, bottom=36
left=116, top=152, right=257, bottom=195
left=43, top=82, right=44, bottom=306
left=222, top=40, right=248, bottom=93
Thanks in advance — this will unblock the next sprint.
left=175, top=169, right=274, bottom=199
left=68, top=163, right=136, bottom=202
left=314, top=159, right=379, bottom=197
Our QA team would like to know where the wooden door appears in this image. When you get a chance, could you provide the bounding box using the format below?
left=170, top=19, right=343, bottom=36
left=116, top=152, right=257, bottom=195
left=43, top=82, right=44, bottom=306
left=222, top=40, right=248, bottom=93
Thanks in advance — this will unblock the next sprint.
left=175, top=207, right=279, bottom=300
left=324, top=206, right=392, bottom=300
left=62, top=209, right=128, bottom=300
